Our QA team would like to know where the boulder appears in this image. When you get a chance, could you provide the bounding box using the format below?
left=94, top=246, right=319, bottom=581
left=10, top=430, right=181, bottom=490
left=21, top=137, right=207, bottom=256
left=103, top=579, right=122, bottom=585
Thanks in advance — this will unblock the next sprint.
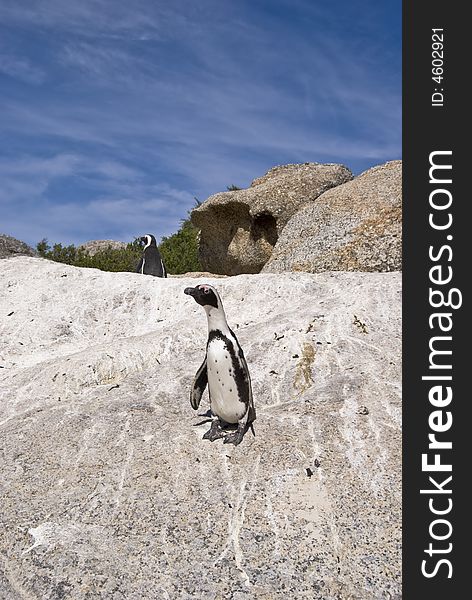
left=0, top=234, right=36, bottom=259
left=0, top=257, right=401, bottom=599
left=191, top=163, right=352, bottom=275
left=263, top=161, right=402, bottom=274
left=79, top=239, right=127, bottom=256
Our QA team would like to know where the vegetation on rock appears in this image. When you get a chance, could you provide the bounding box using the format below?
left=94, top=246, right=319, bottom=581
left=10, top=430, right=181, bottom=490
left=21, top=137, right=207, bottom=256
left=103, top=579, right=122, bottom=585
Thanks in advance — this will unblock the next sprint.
left=36, top=212, right=202, bottom=274
left=36, top=239, right=143, bottom=272
left=159, top=219, right=201, bottom=274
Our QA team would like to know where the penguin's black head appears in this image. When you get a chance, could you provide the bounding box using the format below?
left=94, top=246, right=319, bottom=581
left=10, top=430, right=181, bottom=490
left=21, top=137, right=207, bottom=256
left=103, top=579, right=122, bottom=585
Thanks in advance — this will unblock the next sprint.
left=139, top=234, right=157, bottom=248
left=184, top=284, right=219, bottom=309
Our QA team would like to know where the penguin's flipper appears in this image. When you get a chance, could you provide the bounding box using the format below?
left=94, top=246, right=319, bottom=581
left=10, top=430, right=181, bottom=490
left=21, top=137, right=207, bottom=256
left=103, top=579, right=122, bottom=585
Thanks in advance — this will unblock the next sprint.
left=190, top=357, right=208, bottom=410
left=237, top=346, right=256, bottom=425
left=136, top=258, right=144, bottom=274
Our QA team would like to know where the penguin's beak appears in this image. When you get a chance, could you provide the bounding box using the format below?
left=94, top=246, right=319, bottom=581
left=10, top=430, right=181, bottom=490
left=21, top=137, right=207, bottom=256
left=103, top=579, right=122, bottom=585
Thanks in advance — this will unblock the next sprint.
left=184, top=286, right=199, bottom=297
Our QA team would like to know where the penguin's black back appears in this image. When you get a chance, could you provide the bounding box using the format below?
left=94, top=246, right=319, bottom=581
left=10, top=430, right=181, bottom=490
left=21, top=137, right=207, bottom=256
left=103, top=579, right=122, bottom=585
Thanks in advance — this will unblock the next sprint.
left=138, top=246, right=167, bottom=277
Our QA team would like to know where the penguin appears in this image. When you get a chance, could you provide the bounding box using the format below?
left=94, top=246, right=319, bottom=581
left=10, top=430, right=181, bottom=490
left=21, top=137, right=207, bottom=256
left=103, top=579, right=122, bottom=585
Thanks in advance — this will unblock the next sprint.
left=184, top=284, right=256, bottom=446
left=136, top=234, right=167, bottom=277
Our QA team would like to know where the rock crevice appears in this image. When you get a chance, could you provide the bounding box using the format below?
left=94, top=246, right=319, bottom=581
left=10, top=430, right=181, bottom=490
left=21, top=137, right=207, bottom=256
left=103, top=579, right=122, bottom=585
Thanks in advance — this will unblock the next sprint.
left=192, top=163, right=353, bottom=275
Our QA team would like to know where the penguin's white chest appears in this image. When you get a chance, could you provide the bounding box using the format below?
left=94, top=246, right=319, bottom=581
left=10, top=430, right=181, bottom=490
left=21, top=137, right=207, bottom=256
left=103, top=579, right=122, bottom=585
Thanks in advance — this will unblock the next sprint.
left=207, top=338, right=246, bottom=424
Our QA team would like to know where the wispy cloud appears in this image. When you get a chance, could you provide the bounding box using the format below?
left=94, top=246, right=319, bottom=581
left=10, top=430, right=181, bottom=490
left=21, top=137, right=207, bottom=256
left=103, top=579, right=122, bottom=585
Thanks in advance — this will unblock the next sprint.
left=0, top=54, right=46, bottom=84
left=0, top=0, right=401, bottom=246
left=0, top=0, right=165, bottom=39
left=0, top=152, right=195, bottom=245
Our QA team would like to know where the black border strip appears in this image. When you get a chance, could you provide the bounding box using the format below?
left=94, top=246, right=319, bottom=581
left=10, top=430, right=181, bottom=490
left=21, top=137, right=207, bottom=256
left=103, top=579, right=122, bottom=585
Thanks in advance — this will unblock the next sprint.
left=403, top=2, right=466, bottom=596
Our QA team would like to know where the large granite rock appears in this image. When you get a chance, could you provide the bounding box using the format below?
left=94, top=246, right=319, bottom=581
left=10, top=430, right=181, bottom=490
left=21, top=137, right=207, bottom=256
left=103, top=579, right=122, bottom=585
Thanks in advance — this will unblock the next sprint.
left=191, top=163, right=352, bottom=275
left=263, top=161, right=402, bottom=274
left=0, top=257, right=401, bottom=599
left=0, top=234, right=36, bottom=259
left=79, top=240, right=127, bottom=256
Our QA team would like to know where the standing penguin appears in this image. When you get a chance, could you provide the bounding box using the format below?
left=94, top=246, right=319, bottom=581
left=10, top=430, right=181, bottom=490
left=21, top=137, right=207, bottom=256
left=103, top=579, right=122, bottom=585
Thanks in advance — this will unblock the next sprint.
left=136, top=234, right=167, bottom=277
left=184, top=284, right=255, bottom=446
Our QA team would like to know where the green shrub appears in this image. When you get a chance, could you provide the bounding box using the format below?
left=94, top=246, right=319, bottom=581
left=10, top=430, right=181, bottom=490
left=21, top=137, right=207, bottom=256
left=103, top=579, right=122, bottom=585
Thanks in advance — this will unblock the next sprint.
left=159, top=219, right=201, bottom=274
left=37, top=239, right=83, bottom=266
left=36, top=216, right=202, bottom=275
left=36, top=238, right=143, bottom=272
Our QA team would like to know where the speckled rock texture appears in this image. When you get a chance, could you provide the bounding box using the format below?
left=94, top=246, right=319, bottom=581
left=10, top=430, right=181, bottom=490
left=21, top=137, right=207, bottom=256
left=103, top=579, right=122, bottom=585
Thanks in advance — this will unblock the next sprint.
left=79, top=240, right=127, bottom=256
left=191, top=163, right=352, bottom=275
left=0, top=234, right=36, bottom=259
left=263, top=161, right=402, bottom=274
left=0, top=257, right=401, bottom=600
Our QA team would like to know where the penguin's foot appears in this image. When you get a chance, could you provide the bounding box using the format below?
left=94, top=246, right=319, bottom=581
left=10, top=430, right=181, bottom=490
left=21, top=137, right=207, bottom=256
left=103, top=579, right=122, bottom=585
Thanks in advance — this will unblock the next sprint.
left=202, top=420, right=225, bottom=442
left=223, top=426, right=245, bottom=446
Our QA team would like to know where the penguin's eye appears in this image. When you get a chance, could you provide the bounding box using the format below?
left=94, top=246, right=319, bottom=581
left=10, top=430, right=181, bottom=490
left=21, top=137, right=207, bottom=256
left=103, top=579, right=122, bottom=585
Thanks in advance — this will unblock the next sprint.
left=203, top=288, right=210, bottom=294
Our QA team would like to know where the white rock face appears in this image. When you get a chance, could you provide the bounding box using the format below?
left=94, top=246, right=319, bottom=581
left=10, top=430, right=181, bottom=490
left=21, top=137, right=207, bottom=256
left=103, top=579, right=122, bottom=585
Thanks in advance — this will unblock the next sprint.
left=0, top=257, right=401, bottom=599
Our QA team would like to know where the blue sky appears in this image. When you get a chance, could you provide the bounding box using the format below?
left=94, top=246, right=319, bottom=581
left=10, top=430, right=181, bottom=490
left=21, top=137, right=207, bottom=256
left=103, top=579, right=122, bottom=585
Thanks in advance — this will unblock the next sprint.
left=0, top=0, right=401, bottom=247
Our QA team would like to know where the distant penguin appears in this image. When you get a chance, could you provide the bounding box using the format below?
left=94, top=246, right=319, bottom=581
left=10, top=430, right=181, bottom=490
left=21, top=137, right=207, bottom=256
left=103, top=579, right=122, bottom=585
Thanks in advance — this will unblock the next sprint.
left=184, top=284, right=255, bottom=446
left=136, top=234, right=167, bottom=277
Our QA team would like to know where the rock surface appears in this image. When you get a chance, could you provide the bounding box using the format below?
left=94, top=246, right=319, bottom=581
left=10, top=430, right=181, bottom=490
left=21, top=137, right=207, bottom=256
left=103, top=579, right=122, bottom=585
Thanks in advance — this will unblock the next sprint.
left=0, top=257, right=401, bottom=599
left=191, top=163, right=352, bottom=275
left=263, top=161, right=402, bottom=274
left=79, top=240, right=128, bottom=256
left=0, top=234, right=36, bottom=259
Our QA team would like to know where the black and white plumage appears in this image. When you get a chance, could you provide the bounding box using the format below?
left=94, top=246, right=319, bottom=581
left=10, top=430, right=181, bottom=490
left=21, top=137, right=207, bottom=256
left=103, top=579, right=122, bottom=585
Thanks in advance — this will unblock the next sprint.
left=184, top=284, right=256, bottom=446
left=136, top=234, right=167, bottom=277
